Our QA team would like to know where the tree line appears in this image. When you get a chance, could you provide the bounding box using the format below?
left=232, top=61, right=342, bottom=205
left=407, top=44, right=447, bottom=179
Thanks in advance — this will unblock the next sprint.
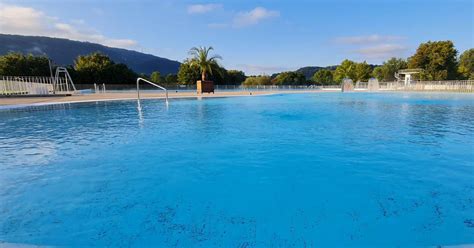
left=0, top=51, right=247, bottom=85
left=312, top=41, right=473, bottom=85
left=0, top=52, right=138, bottom=84
left=176, top=59, right=246, bottom=85
left=0, top=40, right=472, bottom=85
left=250, top=41, right=473, bottom=86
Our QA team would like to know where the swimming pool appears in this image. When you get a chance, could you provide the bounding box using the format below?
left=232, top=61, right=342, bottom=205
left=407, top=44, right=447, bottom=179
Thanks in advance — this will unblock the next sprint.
left=1, top=93, right=473, bottom=247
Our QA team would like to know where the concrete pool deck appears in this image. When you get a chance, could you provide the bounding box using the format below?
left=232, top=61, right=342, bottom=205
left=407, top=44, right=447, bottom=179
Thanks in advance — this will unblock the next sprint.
left=0, top=90, right=336, bottom=106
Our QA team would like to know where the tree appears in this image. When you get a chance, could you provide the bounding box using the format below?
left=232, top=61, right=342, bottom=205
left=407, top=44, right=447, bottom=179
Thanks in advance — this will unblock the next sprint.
left=243, top=76, right=272, bottom=86
left=0, top=52, right=51, bottom=76
left=209, top=64, right=228, bottom=85
left=334, top=59, right=356, bottom=83
left=73, top=52, right=137, bottom=84
left=226, top=70, right=246, bottom=85
left=372, top=58, right=407, bottom=81
left=311, top=69, right=333, bottom=85
left=165, top=74, right=178, bottom=84
left=106, top=63, right=137, bottom=83
left=150, top=71, right=162, bottom=83
left=458, top=49, right=474, bottom=79
left=177, top=58, right=230, bottom=85
left=74, top=52, right=112, bottom=84
left=372, top=67, right=384, bottom=81
left=408, top=40, right=458, bottom=80
left=188, top=46, right=222, bottom=81
left=272, top=71, right=306, bottom=85
left=354, top=61, right=372, bottom=82
left=177, top=60, right=201, bottom=85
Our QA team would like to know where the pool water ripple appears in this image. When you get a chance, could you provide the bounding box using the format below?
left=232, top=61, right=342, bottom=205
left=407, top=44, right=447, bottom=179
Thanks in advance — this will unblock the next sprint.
left=0, top=93, right=473, bottom=247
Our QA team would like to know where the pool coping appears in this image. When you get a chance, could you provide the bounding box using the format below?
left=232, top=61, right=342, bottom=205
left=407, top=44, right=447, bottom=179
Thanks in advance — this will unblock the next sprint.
left=1, top=90, right=472, bottom=110
left=0, top=91, right=289, bottom=110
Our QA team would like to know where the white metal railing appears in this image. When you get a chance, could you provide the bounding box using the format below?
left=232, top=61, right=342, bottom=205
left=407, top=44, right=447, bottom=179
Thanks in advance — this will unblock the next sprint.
left=237, top=85, right=320, bottom=90
left=136, top=77, right=168, bottom=110
left=82, top=81, right=473, bottom=92
left=364, top=80, right=474, bottom=92
left=54, top=67, right=76, bottom=93
left=0, top=75, right=77, bottom=96
left=319, top=80, right=474, bottom=92
left=0, top=76, right=53, bottom=95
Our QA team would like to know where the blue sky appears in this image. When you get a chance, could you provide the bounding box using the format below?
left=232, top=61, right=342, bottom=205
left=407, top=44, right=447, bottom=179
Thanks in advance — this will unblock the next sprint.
left=1, top=0, right=473, bottom=74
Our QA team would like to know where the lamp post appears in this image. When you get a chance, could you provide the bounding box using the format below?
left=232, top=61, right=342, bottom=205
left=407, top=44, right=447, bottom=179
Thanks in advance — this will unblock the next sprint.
left=49, top=59, right=56, bottom=94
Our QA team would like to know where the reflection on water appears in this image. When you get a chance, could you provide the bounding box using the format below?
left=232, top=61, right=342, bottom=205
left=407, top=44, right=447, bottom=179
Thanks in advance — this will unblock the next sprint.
left=405, top=102, right=474, bottom=147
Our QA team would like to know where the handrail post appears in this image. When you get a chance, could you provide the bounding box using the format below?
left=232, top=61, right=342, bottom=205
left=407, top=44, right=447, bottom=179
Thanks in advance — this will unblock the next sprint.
left=136, top=77, right=168, bottom=106
left=136, top=78, right=141, bottom=101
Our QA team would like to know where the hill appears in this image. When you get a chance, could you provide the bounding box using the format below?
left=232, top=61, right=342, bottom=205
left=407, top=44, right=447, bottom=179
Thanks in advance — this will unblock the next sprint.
left=295, top=64, right=379, bottom=79
left=271, top=66, right=338, bottom=79
left=0, top=34, right=181, bottom=75
left=295, top=66, right=338, bottom=79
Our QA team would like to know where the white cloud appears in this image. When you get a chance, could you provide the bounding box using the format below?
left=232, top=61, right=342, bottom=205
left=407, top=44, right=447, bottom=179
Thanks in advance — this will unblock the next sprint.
left=71, top=19, right=85, bottom=25
left=233, top=7, right=279, bottom=27
left=335, top=34, right=405, bottom=45
left=333, top=34, right=409, bottom=61
left=187, top=4, right=222, bottom=14
left=0, top=4, right=137, bottom=49
left=354, top=44, right=408, bottom=59
left=236, top=64, right=294, bottom=75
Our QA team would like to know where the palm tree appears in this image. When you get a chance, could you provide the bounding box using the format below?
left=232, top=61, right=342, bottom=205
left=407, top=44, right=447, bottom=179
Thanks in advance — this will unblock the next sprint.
left=188, top=46, right=222, bottom=81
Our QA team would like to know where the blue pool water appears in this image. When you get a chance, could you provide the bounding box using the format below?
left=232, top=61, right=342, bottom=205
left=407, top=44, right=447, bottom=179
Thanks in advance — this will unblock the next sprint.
left=1, top=93, right=473, bottom=247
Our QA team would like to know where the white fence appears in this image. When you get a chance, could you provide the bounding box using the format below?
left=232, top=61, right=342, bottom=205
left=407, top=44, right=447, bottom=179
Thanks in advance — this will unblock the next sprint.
left=2, top=77, right=473, bottom=96
left=320, top=80, right=474, bottom=93
left=77, top=81, right=474, bottom=93
left=77, top=84, right=322, bottom=92
left=160, top=82, right=474, bottom=92
left=218, top=85, right=319, bottom=91
left=375, top=80, right=474, bottom=92
left=0, top=76, right=74, bottom=96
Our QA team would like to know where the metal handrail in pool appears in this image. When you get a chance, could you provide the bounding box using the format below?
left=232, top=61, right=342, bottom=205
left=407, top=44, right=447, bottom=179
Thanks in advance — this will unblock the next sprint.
left=136, top=78, right=169, bottom=110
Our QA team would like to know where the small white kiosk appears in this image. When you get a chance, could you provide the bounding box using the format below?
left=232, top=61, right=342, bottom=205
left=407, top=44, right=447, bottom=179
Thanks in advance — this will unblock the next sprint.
left=395, top=69, right=422, bottom=86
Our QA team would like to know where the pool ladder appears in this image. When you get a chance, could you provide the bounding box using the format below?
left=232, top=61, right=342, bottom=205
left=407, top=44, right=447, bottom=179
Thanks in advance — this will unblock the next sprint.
left=136, top=77, right=168, bottom=111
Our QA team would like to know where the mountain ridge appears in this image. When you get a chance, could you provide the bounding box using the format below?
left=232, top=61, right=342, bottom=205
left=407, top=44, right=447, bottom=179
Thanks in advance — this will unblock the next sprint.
left=0, top=34, right=181, bottom=75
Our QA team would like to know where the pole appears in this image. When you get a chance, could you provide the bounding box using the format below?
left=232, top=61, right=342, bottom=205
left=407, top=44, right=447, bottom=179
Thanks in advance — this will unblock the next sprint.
left=48, top=59, right=53, bottom=79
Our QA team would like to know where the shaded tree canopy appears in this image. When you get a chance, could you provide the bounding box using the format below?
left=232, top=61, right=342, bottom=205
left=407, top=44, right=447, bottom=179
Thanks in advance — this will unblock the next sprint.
left=226, top=70, right=246, bottom=85
left=408, top=40, right=458, bottom=80
left=0, top=52, right=51, bottom=76
left=74, top=52, right=137, bottom=84
left=210, top=64, right=228, bottom=85
left=334, top=59, right=357, bottom=83
left=177, top=59, right=201, bottom=85
left=296, top=66, right=338, bottom=79
left=165, top=74, right=178, bottom=84
left=272, top=71, right=306, bottom=85
left=150, top=71, right=162, bottom=84
left=243, top=76, right=272, bottom=86
left=372, top=67, right=384, bottom=82
left=354, top=61, right=372, bottom=82
left=333, top=60, right=376, bottom=83
left=372, top=58, right=408, bottom=81
left=458, top=49, right=474, bottom=80
left=311, top=69, right=334, bottom=85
